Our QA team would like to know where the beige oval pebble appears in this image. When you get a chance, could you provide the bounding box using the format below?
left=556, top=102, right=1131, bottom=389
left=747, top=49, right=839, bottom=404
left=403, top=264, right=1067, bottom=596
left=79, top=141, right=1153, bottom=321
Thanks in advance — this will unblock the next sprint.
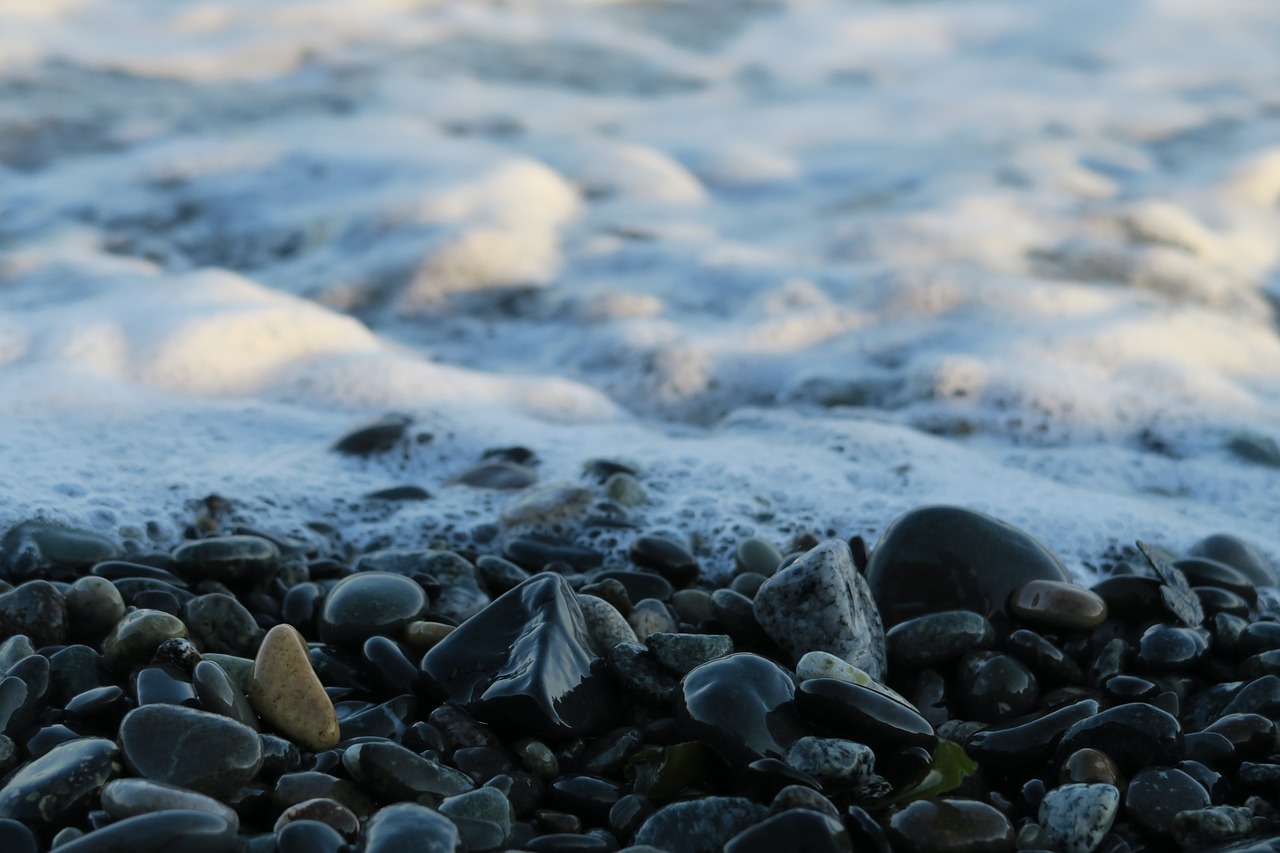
left=404, top=620, right=455, bottom=653
left=248, top=624, right=339, bottom=752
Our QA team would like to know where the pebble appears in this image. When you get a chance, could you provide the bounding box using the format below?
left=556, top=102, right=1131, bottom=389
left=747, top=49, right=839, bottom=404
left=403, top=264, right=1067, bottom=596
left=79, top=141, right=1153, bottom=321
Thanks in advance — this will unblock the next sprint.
left=102, top=608, right=188, bottom=672
left=0, top=636, right=34, bottom=673
left=0, top=580, right=67, bottom=646
left=956, top=651, right=1039, bottom=723
left=100, top=778, right=239, bottom=829
left=577, top=593, right=638, bottom=656
left=784, top=736, right=875, bottom=783
left=794, top=677, right=937, bottom=754
left=646, top=632, right=733, bottom=674
left=887, top=799, right=1015, bottom=853
left=1137, top=623, right=1210, bottom=672
left=1057, top=702, right=1183, bottom=776
left=249, top=624, right=339, bottom=752
left=633, top=797, right=768, bottom=853
left=0, top=521, right=119, bottom=578
left=363, top=484, right=431, bottom=501
left=438, top=786, right=515, bottom=843
left=171, top=535, right=280, bottom=584
left=360, top=802, right=462, bottom=853
left=1008, top=580, right=1108, bottom=631
left=119, top=704, right=263, bottom=797
left=52, top=811, right=239, bottom=853
left=795, top=650, right=913, bottom=705
left=476, top=555, right=532, bottom=596
left=608, top=642, right=680, bottom=704
left=274, top=797, right=360, bottom=839
left=64, top=576, right=125, bottom=641
left=318, top=572, right=425, bottom=647
left=604, top=472, right=649, bottom=507
left=193, top=659, right=260, bottom=729
left=631, top=535, right=700, bottom=587
left=184, top=592, right=263, bottom=656
left=965, top=700, right=1100, bottom=774
left=331, top=412, right=412, bottom=455
left=0, top=738, right=120, bottom=824
left=452, top=460, right=539, bottom=489
left=724, top=808, right=852, bottom=853
left=1038, top=783, right=1120, bottom=853
left=676, top=653, right=803, bottom=768
left=422, top=573, right=618, bottom=737
left=628, top=598, right=677, bottom=640
left=1059, top=748, right=1124, bottom=788
left=735, top=537, right=784, bottom=576
left=277, top=820, right=346, bottom=853
left=887, top=609, right=995, bottom=670
left=1171, top=805, right=1256, bottom=848
left=1126, top=766, right=1211, bottom=837
left=403, top=620, right=456, bottom=652
left=503, top=536, right=604, bottom=572
left=1187, top=533, right=1278, bottom=587
left=343, top=740, right=475, bottom=800
left=753, top=538, right=887, bottom=679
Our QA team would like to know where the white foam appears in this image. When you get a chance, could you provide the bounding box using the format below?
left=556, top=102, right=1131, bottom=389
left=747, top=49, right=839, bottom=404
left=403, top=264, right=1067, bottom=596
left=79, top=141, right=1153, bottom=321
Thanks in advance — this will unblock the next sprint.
left=3, top=0, right=1280, bottom=580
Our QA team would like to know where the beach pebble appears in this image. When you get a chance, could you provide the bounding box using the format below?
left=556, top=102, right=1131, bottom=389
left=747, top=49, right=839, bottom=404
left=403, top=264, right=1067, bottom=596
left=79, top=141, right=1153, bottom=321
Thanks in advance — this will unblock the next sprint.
left=628, top=598, right=677, bottom=640
left=119, top=704, right=263, bottom=797
left=784, top=737, right=875, bottom=783
left=1137, top=624, right=1210, bottom=672
left=887, top=609, right=995, bottom=670
left=452, top=460, right=538, bottom=489
left=1038, top=783, right=1119, bottom=853
left=608, top=642, right=680, bottom=704
left=171, top=535, right=280, bottom=584
left=103, top=609, right=188, bottom=672
left=1059, top=748, right=1124, bottom=788
left=318, top=572, right=425, bottom=647
left=1125, top=766, right=1210, bottom=837
left=1057, top=702, right=1183, bottom=776
left=0, top=521, right=119, bottom=578
left=794, top=677, right=936, bottom=754
left=0, top=636, right=34, bottom=673
left=735, top=537, right=784, bottom=576
left=646, top=632, right=733, bottom=675
left=476, top=555, right=532, bottom=596
left=577, top=593, right=638, bottom=656
left=249, top=624, right=339, bottom=752
left=278, top=820, right=345, bottom=853
left=193, top=660, right=259, bottom=729
left=887, top=798, right=1015, bottom=853
left=0, top=581, right=67, bottom=647
left=956, top=651, right=1039, bottom=723
left=724, top=808, right=851, bottom=853
left=1171, top=805, right=1256, bottom=847
left=438, top=786, right=515, bottom=843
left=753, top=538, right=886, bottom=678
left=184, top=593, right=263, bottom=656
left=604, top=473, right=648, bottom=507
left=633, top=796, right=768, bottom=853
left=331, top=413, right=412, bottom=455
left=361, top=802, right=462, bottom=853
left=0, top=738, right=119, bottom=824
left=274, top=797, right=360, bottom=839
left=343, top=741, right=474, bottom=800
left=867, top=505, right=1070, bottom=626
left=64, top=576, right=125, bottom=641
left=1009, top=580, right=1108, bottom=631
left=1187, top=533, right=1277, bottom=587
left=631, top=535, right=699, bottom=587
left=675, top=653, right=803, bottom=768
left=51, top=811, right=238, bottom=853
left=100, top=778, right=239, bottom=829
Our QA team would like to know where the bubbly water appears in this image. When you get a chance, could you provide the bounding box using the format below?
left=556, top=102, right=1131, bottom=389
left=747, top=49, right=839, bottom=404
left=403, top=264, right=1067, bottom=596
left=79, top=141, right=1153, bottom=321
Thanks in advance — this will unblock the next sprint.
left=2, top=0, right=1279, bottom=579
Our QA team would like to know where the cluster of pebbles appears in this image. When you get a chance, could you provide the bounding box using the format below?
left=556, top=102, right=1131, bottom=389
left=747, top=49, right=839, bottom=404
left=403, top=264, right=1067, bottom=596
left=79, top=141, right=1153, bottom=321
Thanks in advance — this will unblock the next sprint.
left=2, top=438, right=1280, bottom=852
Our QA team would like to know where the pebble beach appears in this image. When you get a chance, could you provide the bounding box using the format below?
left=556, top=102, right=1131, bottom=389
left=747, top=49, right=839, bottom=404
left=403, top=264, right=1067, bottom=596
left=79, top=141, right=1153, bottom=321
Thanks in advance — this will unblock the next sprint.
left=4, top=0, right=1280, bottom=850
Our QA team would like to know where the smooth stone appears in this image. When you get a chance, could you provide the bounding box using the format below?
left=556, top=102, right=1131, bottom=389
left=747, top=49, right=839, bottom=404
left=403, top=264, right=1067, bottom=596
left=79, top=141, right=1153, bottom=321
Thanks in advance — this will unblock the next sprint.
left=249, top=624, right=339, bottom=752
left=64, top=576, right=125, bottom=641
left=1089, top=576, right=1165, bottom=624
left=0, top=521, right=119, bottom=578
left=119, top=704, right=263, bottom=797
left=1103, top=675, right=1158, bottom=704
left=1175, top=558, right=1259, bottom=603
left=630, top=536, right=699, bottom=587
left=753, top=538, right=886, bottom=679
left=0, top=820, right=35, bottom=853
left=729, top=572, right=766, bottom=598
left=278, top=820, right=346, bottom=853
left=795, top=677, right=936, bottom=754
left=439, top=787, right=515, bottom=843
left=342, top=741, right=474, bottom=800
left=51, top=810, right=239, bottom=853
left=184, top=593, right=263, bottom=657
left=1204, top=713, right=1276, bottom=760
left=794, top=650, right=913, bottom=705
left=1057, top=703, right=1183, bottom=776
left=332, top=413, right=412, bottom=455
left=956, top=651, right=1039, bottom=723
left=1009, top=581, right=1108, bottom=631
left=1137, top=624, right=1210, bottom=672
left=201, top=653, right=254, bottom=693
left=604, top=472, right=648, bottom=507
left=422, top=573, right=618, bottom=737
left=736, top=537, right=784, bottom=577
left=675, top=653, right=804, bottom=768
left=193, top=660, right=259, bottom=729
left=171, top=536, right=280, bottom=584
left=1038, top=783, right=1120, bottom=853
left=151, top=637, right=202, bottom=673
left=1222, top=676, right=1280, bottom=717
left=319, top=572, right=425, bottom=647
left=499, top=483, right=596, bottom=538
left=888, top=799, right=1015, bottom=853
left=0, top=581, right=67, bottom=646
left=364, top=485, right=431, bottom=501
left=1243, top=647, right=1280, bottom=678
left=594, top=570, right=674, bottom=603
left=0, top=738, right=119, bottom=824
left=48, top=644, right=109, bottom=704
left=965, top=699, right=1100, bottom=774
left=100, top=778, right=239, bottom=830
left=361, top=802, right=462, bottom=853
left=646, top=632, right=733, bottom=675
left=1125, top=766, right=1210, bottom=837
left=404, top=621, right=455, bottom=653
left=724, top=808, right=851, bottom=853
left=0, top=636, right=34, bottom=673
left=452, top=460, right=538, bottom=490
left=1003, top=629, right=1083, bottom=685
left=275, top=797, right=360, bottom=839
left=634, top=797, right=768, bottom=853
left=1060, top=748, right=1124, bottom=788
left=583, top=458, right=638, bottom=481
left=580, top=727, right=644, bottom=777
left=1171, top=806, right=1256, bottom=848
left=477, top=556, right=533, bottom=597
left=867, top=505, right=1071, bottom=627
left=577, top=594, right=638, bottom=656
left=91, top=561, right=187, bottom=585
left=503, top=536, right=603, bottom=572
left=887, top=610, right=995, bottom=670
left=550, top=774, right=626, bottom=824
left=768, top=786, right=841, bottom=819
left=133, top=664, right=198, bottom=707
left=64, top=685, right=126, bottom=722
left=273, top=771, right=376, bottom=819
left=102, top=609, right=188, bottom=672
left=628, top=598, right=677, bottom=640
left=1238, top=622, right=1280, bottom=656
left=785, top=736, right=875, bottom=783
left=608, top=642, right=680, bottom=704
left=1187, top=534, right=1277, bottom=587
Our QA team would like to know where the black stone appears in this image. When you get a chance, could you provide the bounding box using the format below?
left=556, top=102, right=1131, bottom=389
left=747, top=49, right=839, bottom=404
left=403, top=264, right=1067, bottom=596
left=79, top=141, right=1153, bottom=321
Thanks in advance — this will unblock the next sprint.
left=51, top=810, right=239, bottom=853
left=1204, top=713, right=1276, bottom=760
left=1175, top=558, right=1258, bottom=604
left=1125, top=766, right=1210, bottom=837
left=503, top=537, right=603, bottom=572
left=319, top=572, right=425, bottom=647
left=1089, top=576, right=1165, bottom=624
left=361, top=802, right=462, bottom=853
left=1057, top=703, right=1183, bottom=776
left=956, top=651, right=1039, bottom=723
left=630, top=535, right=699, bottom=587
left=91, top=561, right=187, bottom=585
left=119, top=705, right=263, bottom=797
left=338, top=694, right=419, bottom=741
left=1187, top=534, right=1277, bottom=588
left=593, top=570, right=674, bottom=603
left=63, top=685, right=126, bottom=723
left=133, top=664, right=198, bottom=707
left=192, top=659, right=259, bottom=730
left=422, top=573, right=618, bottom=738
left=0, top=819, right=35, bottom=853
left=48, top=644, right=111, bottom=705
left=278, top=820, right=346, bottom=853
left=331, top=412, right=413, bottom=456
left=549, top=774, right=626, bottom=824
left=887, top=610, right=994, bottom=670
left=675, top=653, right=804, bottom=768
left=1002, top=629, right=1082, bottom=685
left=170, top=536, right=280, bottom=585
left=865, top=506, right=1071, bottom=627
left=0, top=738, right=120, bottom=824
left=1103, top=675, right=1159, bottom=704
left=724, top=808, right=851, bottom=853
left=1137, top=624, right=1210, bottom=672
left=1195, top=586, right=1250, bottom=619
left=342, top=740, right=474, bottom=800
left=0, top=581, right=67, bottom=646
left=794, top=678, right=936, bottom=754
left=966, top=698, right=1098, bottom=774
left=887, top=799, right=1014, bottom=853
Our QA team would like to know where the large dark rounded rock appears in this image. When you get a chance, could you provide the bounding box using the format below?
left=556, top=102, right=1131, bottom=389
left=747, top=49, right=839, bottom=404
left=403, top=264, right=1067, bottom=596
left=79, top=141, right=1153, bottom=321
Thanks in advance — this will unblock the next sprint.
left=120, top=705, right=263, bottom=797
left=1126, top=766, right=1210, bottom=838
left=319, top=573, right=425, bottom=647
left=865, top=506, right=1071, bottom=627
left=421, top=573, right=618, bottom=737
left=675, top=653, right=804, bottom=768
left=1187, top=534, right=1277, bottom=588
left=0, top=738, right=120, bottom=824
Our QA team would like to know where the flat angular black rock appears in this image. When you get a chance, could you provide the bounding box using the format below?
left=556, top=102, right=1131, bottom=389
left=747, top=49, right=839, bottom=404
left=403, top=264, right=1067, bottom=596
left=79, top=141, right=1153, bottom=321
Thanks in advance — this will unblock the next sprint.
left=1057, top=702, right=1183, bottom=776
left=675, top=653, right=804, bottom=769
left=421, top=573, right=618, bottom=737
left=865, top=506, right=1070, bottom=627
left=0, top=738, right=120, bottom=824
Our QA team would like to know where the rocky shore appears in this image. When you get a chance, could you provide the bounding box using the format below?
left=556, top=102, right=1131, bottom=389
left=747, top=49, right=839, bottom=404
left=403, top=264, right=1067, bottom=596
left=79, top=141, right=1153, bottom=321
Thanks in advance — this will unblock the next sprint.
left=0, top=439, right=1279, bottom=852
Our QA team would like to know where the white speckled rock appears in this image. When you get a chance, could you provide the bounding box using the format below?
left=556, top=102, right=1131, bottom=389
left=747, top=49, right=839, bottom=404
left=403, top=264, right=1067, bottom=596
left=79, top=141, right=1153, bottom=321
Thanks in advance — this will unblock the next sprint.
left=753, top=540, right=886, bottom=679
left=785, top=737, right=876, bottom=783
left=1039, top=783, right=1120, bottom=853
left=794, top=651, right=914, bottom=707
left=576, top=593, right=638, bottom=656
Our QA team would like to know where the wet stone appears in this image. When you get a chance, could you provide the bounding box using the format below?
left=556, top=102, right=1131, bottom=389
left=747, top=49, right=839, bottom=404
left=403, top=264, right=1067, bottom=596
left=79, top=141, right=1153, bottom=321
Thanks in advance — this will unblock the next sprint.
left=52, top=810, right=239, bottom=853
left=866, top=505, right=1070, bottom=627
left=171, top=535, right=280, bottom=584
left=275, top=797, right=360, bottom=839
left=504, top=536, right=603, bottom=572
left=1057, top=703, right=1183, bottom=776
left=0, top=636, right=34, bottom=673
left=1188, top=533, right=1278, bottom=588
left=278, top=820, right=346, bottom=853
left=184, top=593, right=263, bottom=656
left=48, top=644, right=110, bottom=704
left=249, top=624, right=339, bottom=752
left=64, top=685, right=126, bottom=723
left=1137, top=624, right=1210, bottom=672
left=0, top=581, right=67, bottom=646
left=1175, top=557, right=1259, bottom=603
left=645, top=632, right=733, bottom=675
left=453, top=460, right=539, bottom=490
left=887, top=798, right=1015, bottom=853
left=887, top=609, right=995, bottom=670
left=1038, top=783, right=1120, bottom=853
left=608, top=642, right=680, bottom=704
left=1126, top=766, right=1210, bottom=837
left=64, top=576, right=125, bottom=642
left=729, top=571, right=766, bottom=598
left=795, top=677, right=936, bottom=754
left=361, top=802, right=462, bottom=853
left=423, top=573, right=618, bottom=738
left=628, top=598, right=677, bottom=640
left=1009, top=580, right=1108, bottom=632
left=1003, top=629, right=1082, bottom=685
left=753, top=538, right=887, bottom=679
left=1060, top=748, right=1124, bottom=788
left=966, top=699, right=1099, bottom=775
left=364, top=484, right=431, bottom=501
left=193, top=659, right=259, bottom=729
left=101, top=778, right=239, bottom=829
left=604, top=472, right=648, bottom=507
left=633, top=796, right=768, bottom=853
left=957, top=651, right=1040, bottom=723
left=120, top=704, right=263, bottom=797
left=1, top=521, right=119, bottom=579
left=735, top=537, right=784, bottom=577
left=1089, top=576, right=1165, bottom=624
left=102, top=608, right=188, bottom=672
left=439, top=787, right=515, bottom=844
left=784, top=736, right=875, bottom=784
left=724, top=808, right=851, bottom=853
left=1171, top=805, right=1255, bottom=848
left=1204, top=713, right=1276, bottom=760
left=318, top=572, right=425, bottom=647
left=134, top=664, right=198, bottom=707
left=477, top=555, right=532, bottom=597
left=0, top=820, right=34, bottom=853
left=768, top=785, right=840, bottom=819
left=675, top=653, right=804, bottom=768
left=630, top=535, right=699, bottom=587
left=577, top=593, right=638, bottom=656
left=342, top=740, right=475, bottom=800
left=550, top=774, right=626, bottom=825
left=0, top=738, right=119, bottom=824
left=1222, top=675, right=1280, bottom=718
left=331, top=412, right=412, bottom=455
left=594, top=569, right=673, bottom=603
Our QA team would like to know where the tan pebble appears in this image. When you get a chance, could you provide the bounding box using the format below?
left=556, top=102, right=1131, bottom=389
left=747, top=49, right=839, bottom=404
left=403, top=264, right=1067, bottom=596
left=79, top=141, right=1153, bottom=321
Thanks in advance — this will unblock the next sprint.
left=1009, top=580, right=1108, bottom=631
left=404, top=620, right=455, bottom=652
left=248, top=624, right=339, bottom=752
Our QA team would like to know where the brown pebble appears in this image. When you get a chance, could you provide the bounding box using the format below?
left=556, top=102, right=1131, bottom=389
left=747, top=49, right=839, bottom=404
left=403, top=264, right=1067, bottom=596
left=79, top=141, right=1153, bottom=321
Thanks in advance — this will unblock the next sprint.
left=404, top=620, right=455, bottom=653
left=248, top=624, right=340, bottom=752
left=274, top=797, right=360, bottom=840
left=1060, top=747, right=1126, bottom=791
left=1009, top=580, right=1107, bottom=631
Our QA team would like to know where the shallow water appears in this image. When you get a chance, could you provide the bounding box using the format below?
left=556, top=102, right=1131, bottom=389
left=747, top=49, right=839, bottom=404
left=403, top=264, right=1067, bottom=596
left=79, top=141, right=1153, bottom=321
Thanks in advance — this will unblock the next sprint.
left=2, top=0, right=1279, bottom=579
